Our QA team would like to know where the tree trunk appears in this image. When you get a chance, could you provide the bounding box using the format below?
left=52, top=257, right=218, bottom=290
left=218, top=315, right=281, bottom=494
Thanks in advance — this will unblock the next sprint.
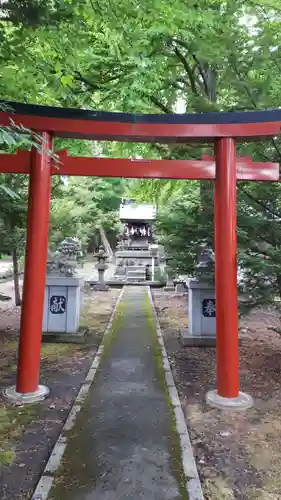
left=276, top=275, right=281, bottom=300
left=99, top=226, right=113, bottom=258
left=12, top=247, right=21, bottom=306
left=200, top=180, right=214, bottom=247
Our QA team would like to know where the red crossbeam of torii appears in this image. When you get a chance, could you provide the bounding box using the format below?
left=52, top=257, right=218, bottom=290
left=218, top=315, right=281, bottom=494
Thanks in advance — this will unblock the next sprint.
left=0, top=149, right=279, bottom=181
left=0, top=100, right=280, bottom=411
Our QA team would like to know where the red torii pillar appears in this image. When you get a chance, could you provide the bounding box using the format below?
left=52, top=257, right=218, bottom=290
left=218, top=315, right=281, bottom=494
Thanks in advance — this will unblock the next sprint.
left=200, top=142, right=250, bottom=408
left=3, top=134, right=52, bottom=403
left=215, top=139, right=239, bottom=399
left=206, top=138, right=253, bottom=409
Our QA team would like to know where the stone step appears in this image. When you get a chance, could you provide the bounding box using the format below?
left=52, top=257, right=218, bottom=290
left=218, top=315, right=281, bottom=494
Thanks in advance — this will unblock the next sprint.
left=127, top=277, right=146, bottom=281
left=127, top=266, right=146, bottom=272
left=126, top=276, right=146, bottom=282
left=127, top=267, right=146, bottom=273
left=115, top=251, right=152, bottom=258
left=127, top=271, right=146, bottom=277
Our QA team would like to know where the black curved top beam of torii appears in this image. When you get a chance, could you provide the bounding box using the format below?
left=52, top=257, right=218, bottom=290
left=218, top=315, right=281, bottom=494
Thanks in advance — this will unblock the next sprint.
left=0, top=101, right=281, bottom=142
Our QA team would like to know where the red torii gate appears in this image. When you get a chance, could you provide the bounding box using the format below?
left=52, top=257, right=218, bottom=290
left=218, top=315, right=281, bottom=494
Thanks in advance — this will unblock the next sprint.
left=0, top=101, right=280, bottom=410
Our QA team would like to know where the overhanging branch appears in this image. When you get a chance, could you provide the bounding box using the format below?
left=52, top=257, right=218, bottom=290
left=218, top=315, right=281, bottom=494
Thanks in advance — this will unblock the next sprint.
left=173, top=46, right=198, bottom=95
left=143, top=94, right=172, bottom=114
left=238, top=185, right=281, bottom=219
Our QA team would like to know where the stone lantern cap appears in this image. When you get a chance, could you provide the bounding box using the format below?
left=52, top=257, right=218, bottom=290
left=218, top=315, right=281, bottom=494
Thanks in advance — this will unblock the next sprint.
left=196, top=244, right=214, bottom=268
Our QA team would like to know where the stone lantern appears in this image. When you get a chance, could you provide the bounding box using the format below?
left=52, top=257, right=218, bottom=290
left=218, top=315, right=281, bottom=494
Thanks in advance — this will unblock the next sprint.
left=94, top=245, right=109, bottom=291
left=196, top=244, right=215, bottom=283
left=164, top=255, right=175, bottom=291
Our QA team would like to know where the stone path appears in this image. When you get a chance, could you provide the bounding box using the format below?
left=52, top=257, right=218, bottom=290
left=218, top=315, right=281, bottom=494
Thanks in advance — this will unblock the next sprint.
left=0, top=259, right=13, bottom=278
left=46, top=286, right=188, bottom=499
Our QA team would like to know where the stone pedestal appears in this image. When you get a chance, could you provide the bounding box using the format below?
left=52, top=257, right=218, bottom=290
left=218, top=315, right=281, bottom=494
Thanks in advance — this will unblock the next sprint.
left=163, top=260, right=175, bottom=291
left=43, top=276, right=84, bottom=335
left=181, top=278, right=216, bottom=346
left=164, top=280, right=175, bottom=292
left=175, top=283, right=186, bottom=294
left=94, top=263, right=109, bottom=291
left=164, top=271, right=175, bottom=291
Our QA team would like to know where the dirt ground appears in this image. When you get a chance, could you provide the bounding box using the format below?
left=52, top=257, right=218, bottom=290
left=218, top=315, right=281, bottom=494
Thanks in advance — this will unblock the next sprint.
left=0, top=287, right=120, bottom=500
left=153, top=289, right=281, bottom=500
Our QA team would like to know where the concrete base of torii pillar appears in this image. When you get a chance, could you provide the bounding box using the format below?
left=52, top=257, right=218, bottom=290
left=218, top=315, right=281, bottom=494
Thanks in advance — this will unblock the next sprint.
left=3, top=385, right=50, bottom=405
left=206, top=390, right=253, bottom=410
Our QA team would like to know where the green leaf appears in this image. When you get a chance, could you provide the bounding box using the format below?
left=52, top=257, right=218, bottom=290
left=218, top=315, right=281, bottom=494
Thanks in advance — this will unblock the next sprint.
left=60, top=74, right=74, bottom=86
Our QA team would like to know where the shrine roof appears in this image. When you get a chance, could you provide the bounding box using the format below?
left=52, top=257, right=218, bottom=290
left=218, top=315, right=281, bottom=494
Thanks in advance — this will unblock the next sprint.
left=120, top=203, right=156, bottom=221
left=0, top=101, right=281, bottom=142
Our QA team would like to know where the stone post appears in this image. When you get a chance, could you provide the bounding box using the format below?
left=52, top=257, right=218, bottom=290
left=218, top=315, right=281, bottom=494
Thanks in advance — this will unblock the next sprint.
left=42, top=237, right=85, bottom=341
left=149, top=243, right=159, bottom=282
left=181, top=244, right=216, bottom=346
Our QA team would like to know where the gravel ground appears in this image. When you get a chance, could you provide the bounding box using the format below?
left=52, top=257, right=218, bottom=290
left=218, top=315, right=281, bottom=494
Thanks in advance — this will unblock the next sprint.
left=153, top=289, right=281, bottom=500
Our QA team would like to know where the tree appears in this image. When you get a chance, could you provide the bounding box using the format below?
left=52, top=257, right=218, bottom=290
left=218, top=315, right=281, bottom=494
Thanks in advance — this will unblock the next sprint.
left=1, top=0, right=281, bottom=311
left=49, top=175, right=125, bottom=253
left=1, top=1, right=76, bottom=27
left=0, top=173, right=28, bottom=305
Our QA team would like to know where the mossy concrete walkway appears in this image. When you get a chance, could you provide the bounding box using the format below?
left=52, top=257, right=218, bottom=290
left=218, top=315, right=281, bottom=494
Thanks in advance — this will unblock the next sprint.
left=47, top=286, right=188, bottom=499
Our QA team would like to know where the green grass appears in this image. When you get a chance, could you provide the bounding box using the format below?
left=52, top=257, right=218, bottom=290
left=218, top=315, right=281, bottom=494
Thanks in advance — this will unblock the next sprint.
left=101, top=298, right=125, bottom=356
left=0, top=405, right=37, bottom=466
left=40, top=343, right=80, bottom=360
left=4, top=340, right=18, bottom=350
